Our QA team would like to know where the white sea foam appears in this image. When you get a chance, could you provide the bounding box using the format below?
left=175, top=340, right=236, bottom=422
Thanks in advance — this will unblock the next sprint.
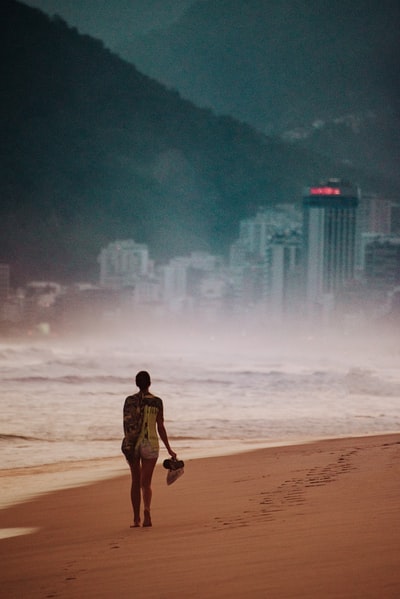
left=1, top=326, right=399, bottom=470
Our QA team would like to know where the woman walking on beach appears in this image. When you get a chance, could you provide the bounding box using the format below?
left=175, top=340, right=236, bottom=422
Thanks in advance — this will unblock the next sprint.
left=121, top=371, right=176, bottom=527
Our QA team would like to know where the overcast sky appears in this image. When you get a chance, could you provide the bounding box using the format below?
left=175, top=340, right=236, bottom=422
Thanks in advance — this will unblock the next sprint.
left=22, top=0, right=195, bottom=48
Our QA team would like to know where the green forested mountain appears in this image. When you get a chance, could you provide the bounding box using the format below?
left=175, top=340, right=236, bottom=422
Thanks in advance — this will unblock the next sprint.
left=122, top=0, right=399, bottom=131
left=0, top=1, right=393, bottom=283
left=121, top=0, right=400, bottom=185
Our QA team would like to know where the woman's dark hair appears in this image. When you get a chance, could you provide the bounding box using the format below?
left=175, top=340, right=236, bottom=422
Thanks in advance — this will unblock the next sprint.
left=135, top=370, right=151, bottom=391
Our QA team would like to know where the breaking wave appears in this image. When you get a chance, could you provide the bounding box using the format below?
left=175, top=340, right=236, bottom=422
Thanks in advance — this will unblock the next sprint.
left=1, top=336, right=399, bottom=468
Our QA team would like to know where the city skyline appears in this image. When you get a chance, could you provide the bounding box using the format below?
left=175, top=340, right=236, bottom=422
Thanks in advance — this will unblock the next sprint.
left=1, top=182, right=399, bottom=335
left=3, top=2, right=399, bottom=284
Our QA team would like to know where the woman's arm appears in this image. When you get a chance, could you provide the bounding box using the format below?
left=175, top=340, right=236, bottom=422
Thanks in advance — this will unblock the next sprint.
left=156, top=410, right=177, bottom=459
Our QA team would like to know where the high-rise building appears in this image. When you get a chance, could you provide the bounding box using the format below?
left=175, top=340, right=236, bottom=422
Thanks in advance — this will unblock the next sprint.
left=0, top=264, right=10, bottom=302
left=358, top=193, right=392, bottom=235
left=355, top=193, right=400, bottom=270
left=303, top=180, right=359, bottom=320
left=161, top=252, right=222, bottom=313
left=364, top=235, right=400, bottom=292
left=98, top=239, right=150, bottom=289
left=229, top=205, right=301, bottom=314
left=268, top=232, right=303, bottom=321
left=390, top=201, right=400, bottom=235
left=238, top=205, right=301, bottom=258
left=0, top=264, right=10, bottom=321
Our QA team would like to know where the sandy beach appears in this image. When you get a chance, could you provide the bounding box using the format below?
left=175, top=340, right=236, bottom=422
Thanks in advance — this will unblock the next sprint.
left=0, top=434, right=399, bottom=598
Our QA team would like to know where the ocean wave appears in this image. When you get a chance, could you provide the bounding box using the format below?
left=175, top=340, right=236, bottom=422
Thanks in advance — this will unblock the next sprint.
left=345, top=369, right=400, bottom=397
left=3, top=370, right=343, bottom=390
left=0, top=345, right=55, bottom=360
left=0, top=433, right=54, bottom=443
left=1, top=340, right=400, bottom=469
left=2, top=375, right=133, bottom=385
left=0, top=431, right=121, bottom=444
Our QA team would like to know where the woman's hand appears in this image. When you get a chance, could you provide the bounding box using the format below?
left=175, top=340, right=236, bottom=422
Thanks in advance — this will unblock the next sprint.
left=169, top=450, right=177, bottom=460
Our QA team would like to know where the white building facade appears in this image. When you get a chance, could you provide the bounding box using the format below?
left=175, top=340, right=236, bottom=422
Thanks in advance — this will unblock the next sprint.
left=98, top=239, right=151, bottom=289
left=302, top=180, right=359, bottom=320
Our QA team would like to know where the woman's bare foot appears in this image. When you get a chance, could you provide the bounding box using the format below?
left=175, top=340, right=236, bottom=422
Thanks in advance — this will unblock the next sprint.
left=143, top=509, right=152, bottom=527
left=130, top=520, right=140, bottom=528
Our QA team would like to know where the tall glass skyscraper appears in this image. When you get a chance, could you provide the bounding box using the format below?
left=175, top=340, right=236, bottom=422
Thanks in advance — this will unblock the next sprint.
left=303, top=180, right=359, bottom=320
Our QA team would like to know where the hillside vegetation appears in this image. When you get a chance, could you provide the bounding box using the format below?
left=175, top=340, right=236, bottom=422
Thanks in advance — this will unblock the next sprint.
left=1, top=1, right=390, bottom=283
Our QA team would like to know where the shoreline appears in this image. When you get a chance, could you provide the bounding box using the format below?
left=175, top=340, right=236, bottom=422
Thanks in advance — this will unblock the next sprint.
left=0, top=433, right=399, bottom=598
left=1, top=432, right=399, bottom=509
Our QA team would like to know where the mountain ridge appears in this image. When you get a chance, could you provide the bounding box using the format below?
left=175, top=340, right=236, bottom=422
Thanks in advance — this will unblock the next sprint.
left=1, top=1, right=396, bottom=284
left=119, top=0, right=400, bottom=184
left=121, top=0, right=399, bottom=129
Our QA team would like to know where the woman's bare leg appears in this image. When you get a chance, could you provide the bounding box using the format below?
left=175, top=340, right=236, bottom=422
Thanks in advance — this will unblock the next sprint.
left=129, top=459, right=141, bottom=526
left=141, top=458, right=157, bottom=526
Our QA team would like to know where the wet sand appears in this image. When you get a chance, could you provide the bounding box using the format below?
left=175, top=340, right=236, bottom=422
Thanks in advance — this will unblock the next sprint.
left=0, top=434, right=399, bottom=598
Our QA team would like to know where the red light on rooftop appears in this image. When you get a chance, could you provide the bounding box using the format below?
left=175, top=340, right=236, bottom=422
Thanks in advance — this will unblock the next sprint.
left=310, top=186, right=341, bottom=196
